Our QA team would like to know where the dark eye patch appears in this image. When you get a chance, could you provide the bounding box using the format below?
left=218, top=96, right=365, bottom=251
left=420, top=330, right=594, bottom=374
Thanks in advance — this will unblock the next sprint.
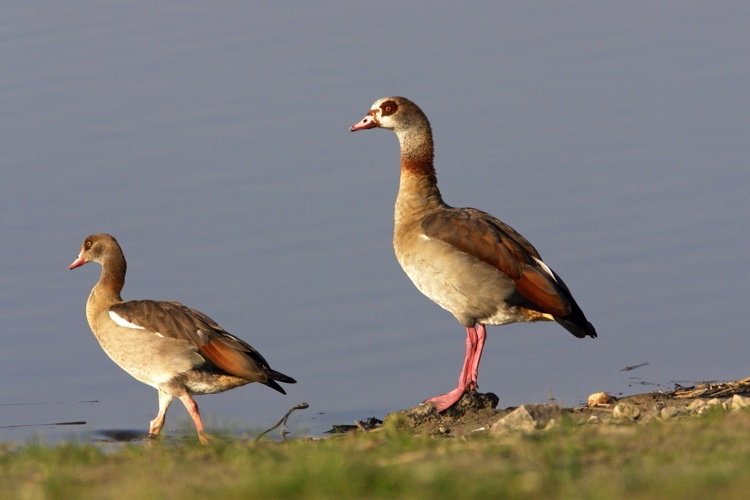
left=380, top=100, right=398, bottom=116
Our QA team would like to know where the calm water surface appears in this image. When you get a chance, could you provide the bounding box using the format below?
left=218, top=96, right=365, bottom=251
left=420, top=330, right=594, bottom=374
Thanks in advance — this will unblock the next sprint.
left=1, top=2, right=748, bottom=442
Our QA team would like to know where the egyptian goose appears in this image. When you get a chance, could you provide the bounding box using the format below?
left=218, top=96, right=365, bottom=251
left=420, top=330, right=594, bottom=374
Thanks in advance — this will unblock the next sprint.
left=69, top=233, right=296, bottom=443
left=350, top=96, right=596, bottom=412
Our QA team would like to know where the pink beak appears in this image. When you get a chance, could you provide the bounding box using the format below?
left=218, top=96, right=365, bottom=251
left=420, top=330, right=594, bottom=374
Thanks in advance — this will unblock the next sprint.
left=349, top=114, right=378, bottom=132
left=69, top=251, right=85, bottom=270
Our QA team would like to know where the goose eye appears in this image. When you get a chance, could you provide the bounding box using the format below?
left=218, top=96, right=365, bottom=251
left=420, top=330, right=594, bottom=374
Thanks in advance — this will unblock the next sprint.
left=85, top=240, right=92, bottom=248
left=380, top=100, right=398, bottom=116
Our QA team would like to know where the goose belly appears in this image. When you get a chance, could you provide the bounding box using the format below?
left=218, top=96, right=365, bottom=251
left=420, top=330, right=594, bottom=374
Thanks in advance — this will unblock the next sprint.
left=395, top=237, right=520, bottom=327
left=91, top=318, right=200, bottom=391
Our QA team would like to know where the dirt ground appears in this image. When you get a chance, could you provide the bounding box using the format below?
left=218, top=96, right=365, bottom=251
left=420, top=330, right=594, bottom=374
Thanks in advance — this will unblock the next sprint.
left=361, top=377, right=750, bottom=436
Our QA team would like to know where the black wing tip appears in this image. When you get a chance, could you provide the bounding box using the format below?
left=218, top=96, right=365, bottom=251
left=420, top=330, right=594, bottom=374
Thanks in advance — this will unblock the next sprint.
left=583, top=321, right=597, bottom=339
left=556, top=316, right=597, bottom=339
left=264, top=371, right=297, bottom=394
left=265, top=380, right=287, bottom=394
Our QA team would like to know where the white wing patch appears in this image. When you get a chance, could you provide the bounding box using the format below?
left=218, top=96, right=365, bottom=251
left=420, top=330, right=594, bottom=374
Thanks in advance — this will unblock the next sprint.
left=532, top=257, right=558, bottom=283
left=195, top=329, right=209, bottom=344
left=109, top=310, right=146, bottom=330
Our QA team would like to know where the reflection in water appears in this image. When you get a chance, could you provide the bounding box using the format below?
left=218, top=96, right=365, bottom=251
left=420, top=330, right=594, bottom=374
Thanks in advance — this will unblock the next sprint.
left=94, top=429, right=149, bottom=443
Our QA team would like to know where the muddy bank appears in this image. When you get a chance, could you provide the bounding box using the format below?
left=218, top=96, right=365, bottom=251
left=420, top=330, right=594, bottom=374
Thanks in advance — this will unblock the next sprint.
left=361, top=377, right=750, bottom=437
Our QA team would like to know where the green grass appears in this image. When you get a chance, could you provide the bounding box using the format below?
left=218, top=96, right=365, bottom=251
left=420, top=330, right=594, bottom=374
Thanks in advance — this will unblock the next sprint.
left=2, top=408, right=750, bottom=499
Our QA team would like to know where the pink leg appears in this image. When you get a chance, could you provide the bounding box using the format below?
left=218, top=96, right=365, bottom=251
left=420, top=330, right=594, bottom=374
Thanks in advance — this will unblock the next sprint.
left=179, top=394, right=209, bottom=445
left=465, top=324, right=486, bottom=391
left=457, top=327, right=478, bottom=390
left=426, top=324, right=486, bottom=412
left=148, top=391, right=174, bottom=437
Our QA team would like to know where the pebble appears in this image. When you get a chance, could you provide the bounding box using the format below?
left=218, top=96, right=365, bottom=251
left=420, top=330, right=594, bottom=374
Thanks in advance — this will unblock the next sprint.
left=686, top=399, right=706, bottom=412
left=587, top=392, right=615, bottom=407
left=659, top=407, right=684, bottom=420
left=544, top=419, right=559, bottom=431
left=612, top=403, right=641, bottom=420
left=732, top=394, right=750, bottom=409
left=490, top=404, right=561, bottom=435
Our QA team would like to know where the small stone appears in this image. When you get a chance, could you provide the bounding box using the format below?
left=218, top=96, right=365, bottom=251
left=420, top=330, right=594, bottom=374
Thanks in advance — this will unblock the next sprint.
left=491, top=407, right=535, bottom=434
left=612, top=403, right=640, bottom=420
left=490, top=404, right=562, bottom=435
left=706, top=398, right=723, bottom=407
left=587, top=392, right=615, bottom=407
left=687, top=399, right=706, bottom=412
left=659, top=407, right=684, bottom=419
left=732, top=394, right=750, bottom=409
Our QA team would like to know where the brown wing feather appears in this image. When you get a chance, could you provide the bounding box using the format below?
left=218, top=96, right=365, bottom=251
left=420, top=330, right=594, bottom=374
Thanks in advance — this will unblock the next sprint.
left=514, top=267, right=570, bottom=316
left=108, top=300, right=276, bottom=378
left=422, top=208, right=572, bottom=316
left=199, top=339, right=267, bottom=383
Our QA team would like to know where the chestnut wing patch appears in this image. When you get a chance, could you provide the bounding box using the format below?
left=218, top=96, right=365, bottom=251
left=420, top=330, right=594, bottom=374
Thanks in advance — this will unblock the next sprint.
left=109, top=300, right=272, bottom=381
left=421, top=209, right=571, bottom=317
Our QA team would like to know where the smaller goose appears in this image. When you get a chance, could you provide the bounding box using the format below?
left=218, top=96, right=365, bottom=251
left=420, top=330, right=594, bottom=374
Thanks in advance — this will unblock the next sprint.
left=69, top=233, right=296, bottom=443
left=350, top=96, right=596, bottom=412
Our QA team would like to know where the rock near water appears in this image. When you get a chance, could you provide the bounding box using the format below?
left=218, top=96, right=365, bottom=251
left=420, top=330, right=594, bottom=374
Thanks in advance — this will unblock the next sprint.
left=490, top=404, right=562, bottom=435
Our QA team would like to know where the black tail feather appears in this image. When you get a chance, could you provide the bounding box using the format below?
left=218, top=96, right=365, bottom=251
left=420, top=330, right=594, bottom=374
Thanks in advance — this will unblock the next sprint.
left=548, top=268, right=597, bottom=339
left=264, top=370, right=297, bottom=395
left=554, top=295, right=597, bottom=339
left=555, top=314, right=597, bottom=339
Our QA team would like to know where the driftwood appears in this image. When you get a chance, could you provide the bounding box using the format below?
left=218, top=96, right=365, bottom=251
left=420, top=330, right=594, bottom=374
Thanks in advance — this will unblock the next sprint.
left=671, top=377, right=750, bottom=399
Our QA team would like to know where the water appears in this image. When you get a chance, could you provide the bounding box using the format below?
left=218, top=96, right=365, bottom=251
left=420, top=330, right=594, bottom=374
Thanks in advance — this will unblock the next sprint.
left=1, top=2, right=748, bottom=443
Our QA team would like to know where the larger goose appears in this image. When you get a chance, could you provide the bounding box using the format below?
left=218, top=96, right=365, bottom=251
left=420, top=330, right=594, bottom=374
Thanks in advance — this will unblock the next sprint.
left=350, top=97, right=596, bottom=412
left=69, top=233, right=296, bottom=443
